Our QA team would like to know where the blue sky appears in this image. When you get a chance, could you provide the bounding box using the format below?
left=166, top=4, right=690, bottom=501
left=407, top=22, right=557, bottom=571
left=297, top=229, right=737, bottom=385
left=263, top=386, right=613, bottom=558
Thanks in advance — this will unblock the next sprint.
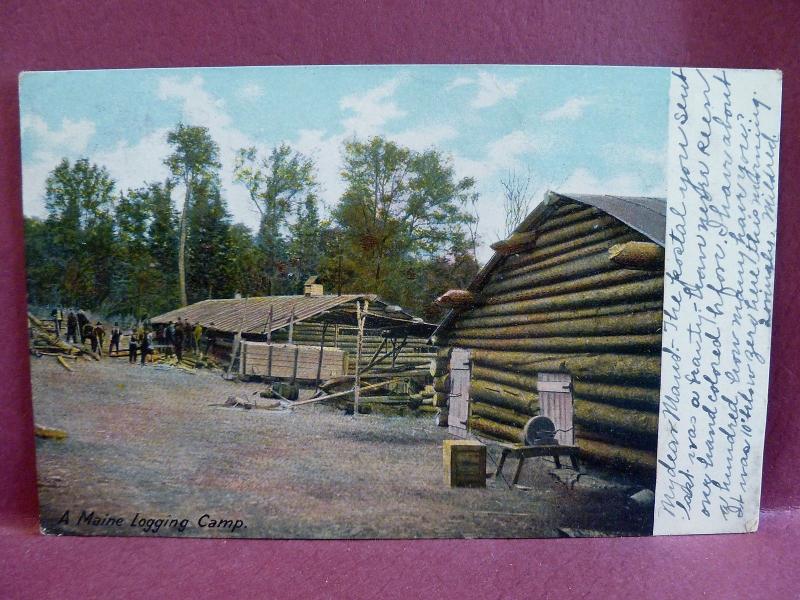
left=20, top=65, right=669, bottom=261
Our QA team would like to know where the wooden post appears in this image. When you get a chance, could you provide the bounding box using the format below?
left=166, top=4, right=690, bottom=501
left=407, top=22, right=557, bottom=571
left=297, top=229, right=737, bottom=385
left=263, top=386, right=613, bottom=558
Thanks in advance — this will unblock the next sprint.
left=227, top=296, right=249, bottom=378
left=334, top=324, right=339, bottom=349
left=316, top=322, right=329, bottom=387
left=266, top=306, right=273, bottom=343
left=354, top=300, right=367, bottom=417
left=288, top=306, right=295, bottom=344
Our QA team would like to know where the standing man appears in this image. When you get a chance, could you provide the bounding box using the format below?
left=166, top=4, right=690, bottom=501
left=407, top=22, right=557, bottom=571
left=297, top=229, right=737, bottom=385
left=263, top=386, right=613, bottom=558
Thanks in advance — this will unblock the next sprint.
left=85, top=322, right=97, bottom=354
left=165, top=321, right=175, bottom=355
left=93, top=322, right=105, bottom=357
left=204, top=322, right=217, bottom=356
left=193, top=322, right=203, bottom=355
left=128, top=327, right=138, bottom=364
left=51, top=307, right=63, bottom=338
left=77, top=310, right=89, bottom=343
left=174, top=321, right=184, bottom=362
left=66, top=310, right=78, bottom=344
left=182, top=319, right=192, bottom=352
left=109, top=322, right=121, bottom=355
left=140, top=327, right=151, bottom=365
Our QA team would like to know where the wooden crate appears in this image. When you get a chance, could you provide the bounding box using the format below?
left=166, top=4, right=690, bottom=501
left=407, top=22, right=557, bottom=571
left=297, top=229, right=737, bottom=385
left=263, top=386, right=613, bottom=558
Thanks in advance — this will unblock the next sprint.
left=240, top=342, right=346, bottom=381
left=443, top=439, right=487, bottom=488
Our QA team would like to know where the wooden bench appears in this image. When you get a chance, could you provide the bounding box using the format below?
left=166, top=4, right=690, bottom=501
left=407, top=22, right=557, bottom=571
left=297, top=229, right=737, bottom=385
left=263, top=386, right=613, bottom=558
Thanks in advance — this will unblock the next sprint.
left=493, top=442, right=580, bottom=487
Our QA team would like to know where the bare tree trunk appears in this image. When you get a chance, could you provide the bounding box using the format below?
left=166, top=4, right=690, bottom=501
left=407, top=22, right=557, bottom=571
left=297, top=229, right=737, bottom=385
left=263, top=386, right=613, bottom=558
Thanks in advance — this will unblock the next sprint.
left=178, top=181, right=190, bottom=307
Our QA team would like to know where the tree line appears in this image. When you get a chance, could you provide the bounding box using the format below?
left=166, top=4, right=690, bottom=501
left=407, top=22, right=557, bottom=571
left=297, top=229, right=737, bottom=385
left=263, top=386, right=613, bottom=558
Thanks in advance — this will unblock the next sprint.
left=25, top=124, right=481, bottom=321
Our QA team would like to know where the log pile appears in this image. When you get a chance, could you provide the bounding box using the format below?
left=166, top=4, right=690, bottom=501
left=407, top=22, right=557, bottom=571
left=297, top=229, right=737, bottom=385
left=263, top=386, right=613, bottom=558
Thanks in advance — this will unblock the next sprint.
left=436, top=198, right=664, bottom=480
left=28, top=313, right=98, bottom=368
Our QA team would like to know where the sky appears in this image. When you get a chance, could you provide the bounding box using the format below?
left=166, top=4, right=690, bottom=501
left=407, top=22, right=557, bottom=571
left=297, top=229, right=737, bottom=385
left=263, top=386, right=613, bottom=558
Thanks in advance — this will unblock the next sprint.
left=19, top=65, right=669, bottom=262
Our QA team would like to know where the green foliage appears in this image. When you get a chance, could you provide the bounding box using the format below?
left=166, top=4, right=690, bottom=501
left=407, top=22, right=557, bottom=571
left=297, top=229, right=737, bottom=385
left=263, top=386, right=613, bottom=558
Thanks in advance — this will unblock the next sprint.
left=109, top=181, right=179, bottom=319
left=331, top=136, right=477, bottom=312
left=165, top=123, right=222, bottom=306
left=42, top=158, right=116, bottom=307
left=233, top=143, right=318, bottom=294
left=26, top=131, right=487, bottom=322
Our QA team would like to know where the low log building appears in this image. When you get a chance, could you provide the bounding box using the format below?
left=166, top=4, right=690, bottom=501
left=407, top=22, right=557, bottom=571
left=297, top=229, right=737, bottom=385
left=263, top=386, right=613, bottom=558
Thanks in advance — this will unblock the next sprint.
left=431, top=192, right=666, bottom=484
left=152, top=292, right=436, bottom=381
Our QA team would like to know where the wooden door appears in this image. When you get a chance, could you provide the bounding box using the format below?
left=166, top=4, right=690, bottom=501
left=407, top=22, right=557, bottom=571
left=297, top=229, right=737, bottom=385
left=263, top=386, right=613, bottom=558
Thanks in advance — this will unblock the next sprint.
left=536, top=372, right=574, bottom=445
left=448, top=348, right=471, bottom=438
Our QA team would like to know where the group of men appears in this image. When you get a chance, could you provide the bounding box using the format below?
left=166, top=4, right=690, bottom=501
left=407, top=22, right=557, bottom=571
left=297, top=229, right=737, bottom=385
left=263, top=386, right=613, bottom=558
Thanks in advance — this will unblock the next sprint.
left=49, top=307, right=210, bottom=366
left=162, top=318, right=203, bottom=361
left=53, top=307, right=121, bottom=357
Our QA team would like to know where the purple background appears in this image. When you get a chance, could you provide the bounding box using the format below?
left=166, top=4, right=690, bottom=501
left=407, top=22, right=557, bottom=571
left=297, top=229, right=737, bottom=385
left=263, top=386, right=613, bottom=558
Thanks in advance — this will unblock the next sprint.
left=1, top=2, right=798, bottom=597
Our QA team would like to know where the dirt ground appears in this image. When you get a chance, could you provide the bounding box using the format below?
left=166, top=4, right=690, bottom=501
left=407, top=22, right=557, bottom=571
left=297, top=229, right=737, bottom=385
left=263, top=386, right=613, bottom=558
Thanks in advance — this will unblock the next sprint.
left=31, top=356, right=653, bottom=539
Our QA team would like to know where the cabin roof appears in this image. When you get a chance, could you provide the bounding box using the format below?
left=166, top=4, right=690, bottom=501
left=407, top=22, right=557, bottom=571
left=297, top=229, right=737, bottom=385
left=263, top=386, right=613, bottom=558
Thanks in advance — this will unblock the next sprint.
left=432, top=191, right=666, bottom=338
left=152, top=294, right=436, bottom=337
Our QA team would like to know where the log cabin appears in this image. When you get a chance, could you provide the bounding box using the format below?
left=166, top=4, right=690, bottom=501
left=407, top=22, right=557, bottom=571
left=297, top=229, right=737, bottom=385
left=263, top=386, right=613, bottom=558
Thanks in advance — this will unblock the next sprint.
left=430, top=191, right=666, bottom=484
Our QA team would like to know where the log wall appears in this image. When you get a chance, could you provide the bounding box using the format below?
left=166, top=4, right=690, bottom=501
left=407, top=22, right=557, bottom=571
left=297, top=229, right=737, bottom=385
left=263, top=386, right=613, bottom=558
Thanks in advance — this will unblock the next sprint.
left=437, top=200, right=663, bottom=482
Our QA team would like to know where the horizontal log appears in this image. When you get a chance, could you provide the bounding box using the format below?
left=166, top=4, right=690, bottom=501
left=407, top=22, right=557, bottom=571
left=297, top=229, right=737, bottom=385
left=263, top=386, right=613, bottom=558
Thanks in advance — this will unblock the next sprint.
left=484, top=252, right=620, bottom=296
left=576, top=438, right=656, bottom=474
left=573, top=381, right=661, bottom=411
left=452, top=309, right=663, bottom=340
left=460, top=277, right=663, bottom=319
left=491, top=231, right=538, bottom=255
left=501, top=223, right=634, bottom=270
left=574, top=399, right=658, bottom=437
left=469, top=379, right=538, bottom=414
left=471, top=402, right=531, bottom=428
left=482, top=267, right=657, bottom=306
left=468, top=416, right=523, bottom=443
left=470, top=351, right=662, bottom=384
left=433, top=392, right=448, bottom=408
left=433, top=374, right=450, bottom=393
left=471, top=365, right=536, bottom=395
left=535, top=205, right=601, bottom=234
left=493, top=230, right=641, bottom=282
left=454, top=299, right=663, bottom=330
left=608, top=241, right=665, bottom=270
left=575, top=425, right=658, bottom=452
left=445, top=333, right=661, bottom=354
left=434, top=289, right=478, bottom=308
left=533, top=214, right=619, bottom=249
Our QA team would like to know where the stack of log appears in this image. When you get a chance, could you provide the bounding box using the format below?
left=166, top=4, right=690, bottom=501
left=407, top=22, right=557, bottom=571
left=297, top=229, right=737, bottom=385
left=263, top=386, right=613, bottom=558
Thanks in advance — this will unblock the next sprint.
left=305, top=374, right=437, bottom=415
left=275, top=322, right=436, bottom=376
left=28, top=313, right=98, bottom=370
left=436, top=200, right=664, bottom=480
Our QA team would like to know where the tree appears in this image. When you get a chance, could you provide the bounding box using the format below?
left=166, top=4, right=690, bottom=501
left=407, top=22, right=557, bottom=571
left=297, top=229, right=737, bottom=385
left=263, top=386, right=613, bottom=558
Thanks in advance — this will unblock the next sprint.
left=43, top=158, right=116, bottom=307
left=287, top=193, right=324, bottom=293
left=333, top=136, right=476, bottom=303
left=111, top=181, right=178, bottom=318
left=165, top=123, right=221, bottom=306
left=186, top=179, right=233, bottom=302
left=234, top=143, right=317, bottom=295
left=499, top=168, right=536, bottom=237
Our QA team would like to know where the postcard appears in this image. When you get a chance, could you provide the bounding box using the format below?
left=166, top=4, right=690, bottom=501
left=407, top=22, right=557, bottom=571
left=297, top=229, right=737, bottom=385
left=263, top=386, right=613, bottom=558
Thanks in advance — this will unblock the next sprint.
left=20, top=65, right=781, bottom=538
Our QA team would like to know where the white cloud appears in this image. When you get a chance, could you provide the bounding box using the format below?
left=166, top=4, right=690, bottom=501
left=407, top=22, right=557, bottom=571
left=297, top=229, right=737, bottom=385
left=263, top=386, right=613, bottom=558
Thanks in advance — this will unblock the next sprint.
left=453, top=130, right=546, bottom=181
left=603, top=142, right=665, bottom=166
left=237, top=83, right=265, bottom=101
left=392, top=124, right=459, bottom=151
left=94, top=128, right=172, bottom=192
left=157, top=75, right=262, bottom=224
left=542, top=97, right=593, bottom=121
left=446, top=71, right=522, bottom=109
left=339, top=77, right=406, bottom=137
left=21, top=114, right=96, bottom=154
left=560, top=167, right=664, bottom=197
left=21, top=114, right=100, bottom=216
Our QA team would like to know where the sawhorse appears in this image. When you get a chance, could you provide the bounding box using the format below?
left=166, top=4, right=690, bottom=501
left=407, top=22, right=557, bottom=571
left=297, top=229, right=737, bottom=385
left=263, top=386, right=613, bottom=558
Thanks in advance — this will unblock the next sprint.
left=494, top=443, right=580, bottom=487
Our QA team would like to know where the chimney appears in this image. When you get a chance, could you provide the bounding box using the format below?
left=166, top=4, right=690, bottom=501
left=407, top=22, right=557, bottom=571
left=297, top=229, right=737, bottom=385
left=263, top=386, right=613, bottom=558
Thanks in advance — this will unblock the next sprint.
left=304, top=276, right=324, bottom=296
